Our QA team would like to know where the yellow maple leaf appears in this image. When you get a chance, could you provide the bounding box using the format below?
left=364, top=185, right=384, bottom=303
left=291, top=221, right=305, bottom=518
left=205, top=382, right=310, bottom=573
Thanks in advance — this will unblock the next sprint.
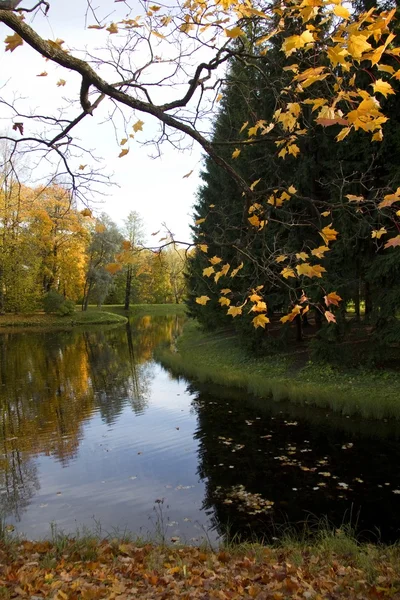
left=346, top=194, right=364, bottom=202
left=195, top=218, right=206, bottom=225
left=320, top=225, right=339, bottom=244
left=321, top=211, right=330, bottom=217
left=336, top=127, right=351, bottom=142
left=219, top=297, right=231, bottom=307
left=221, top=288, right=231, bottom=295
left=250, top=178, right=261, bottom=191
left=227, top=306, right=242, bottom=317
left=324, top=292, right=342, bottom=307
left=249, top=293, right=262, bottom=303
left=371, top=227, right=387, bottom=239
left=372, top=130, right=383, bottom=142
left=230, top=263, right=244, bottom=278
left=133, top=119, right=144, bottom=132
left=280, top=304, right=302, bottom=323
left=232, top=148, right=241, bottom=159
left=118, top=149, right=129, bottom=158
left=379, top=188, right=400, bottom=208
left=288, top=143, right=300, bottom=157
left=107, top=23, right=119, bottom=34
left=281, top=267, right=296, bottom=279
left=348, top=34, right=372, bottom=60
left=296, top=252, right=308, bottom=261
left=215, top=264, right=230, bottom=283
left=371, top=79, right=395, bottom=98
left=248, top=215, right=260, bottom=228
left=296, top=263, right=327, bottom=278
left=282, top=30, right=314, bottom=56
left=311, top=246, right=330, bottom=258
left=251, top=301, right=267, bottom=313
left=198, top=244, right=208, bottom=253
left=276, top=255, right=287, bottom=263
left=196, top=296, right=210, bottom=305
left=252, top=314, right=270, bottom=329
left=210, top=256, right=222, bottom=265
left=5, top=33, right=24, bottom=52
left=288, top=185, right=297, bottom=194
left=225, top=27, right=245, bottom=38
left=202, top=266, right=214, bottom=277
left=333, top=5, right=350, bottom=19
left=56, top=79, right=67, bottom=87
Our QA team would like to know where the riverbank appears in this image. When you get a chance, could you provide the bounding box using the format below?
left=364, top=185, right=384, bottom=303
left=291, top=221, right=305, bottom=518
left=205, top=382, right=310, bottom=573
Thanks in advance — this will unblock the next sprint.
left=1, top=530, right=399, bottom=598
left=0, top=310, right=127, bottom=330
left=104, top=303, right=186, bottom=317
left=156, top=321, right=400, bottom=420
left=0, top=304, right=186, bottom=331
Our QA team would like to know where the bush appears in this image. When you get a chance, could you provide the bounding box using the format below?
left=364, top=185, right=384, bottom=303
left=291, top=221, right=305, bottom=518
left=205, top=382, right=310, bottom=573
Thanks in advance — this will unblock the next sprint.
left=43, top=291, right=75, bottom=316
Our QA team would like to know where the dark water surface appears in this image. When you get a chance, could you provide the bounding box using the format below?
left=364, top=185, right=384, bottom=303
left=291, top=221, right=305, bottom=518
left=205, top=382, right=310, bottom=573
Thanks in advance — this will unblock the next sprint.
left=1, top=314, right=400, bottom=544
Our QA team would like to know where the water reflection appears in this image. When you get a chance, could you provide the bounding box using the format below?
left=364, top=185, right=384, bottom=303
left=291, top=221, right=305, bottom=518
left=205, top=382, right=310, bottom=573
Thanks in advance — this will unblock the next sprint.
left=0, top=315, right=185, bottom=526
left=1, top=314, right=400, bottom=544
left=191, top=382, right=400, bottom=543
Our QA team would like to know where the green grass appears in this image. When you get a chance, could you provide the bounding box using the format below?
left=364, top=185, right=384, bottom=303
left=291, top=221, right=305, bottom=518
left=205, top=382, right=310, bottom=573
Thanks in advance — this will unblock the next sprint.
left=155, top=320, right=400, bottom=420
left=0, top=310, right=127, bottom=330
left=98, top=303, right=186, bottom=317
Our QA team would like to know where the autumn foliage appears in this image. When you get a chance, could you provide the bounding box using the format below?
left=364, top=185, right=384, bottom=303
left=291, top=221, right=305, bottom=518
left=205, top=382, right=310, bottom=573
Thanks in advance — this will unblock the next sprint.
left=1, top=537, right=400, bottom=599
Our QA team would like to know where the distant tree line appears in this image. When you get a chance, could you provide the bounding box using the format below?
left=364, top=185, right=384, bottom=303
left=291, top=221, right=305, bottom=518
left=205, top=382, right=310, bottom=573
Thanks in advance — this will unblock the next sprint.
left=0, top=167, right=187, bottom=314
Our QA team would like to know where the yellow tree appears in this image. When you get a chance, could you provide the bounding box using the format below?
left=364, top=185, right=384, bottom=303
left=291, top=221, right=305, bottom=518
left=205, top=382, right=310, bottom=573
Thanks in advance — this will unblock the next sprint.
left=0, top=146, right=40, bottom=312
left=29, top=185, right=89, bottom=300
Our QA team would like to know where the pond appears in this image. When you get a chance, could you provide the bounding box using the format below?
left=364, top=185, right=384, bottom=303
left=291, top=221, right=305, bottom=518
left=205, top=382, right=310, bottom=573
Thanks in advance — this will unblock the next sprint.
left=1, top=313, right=400, bottom=545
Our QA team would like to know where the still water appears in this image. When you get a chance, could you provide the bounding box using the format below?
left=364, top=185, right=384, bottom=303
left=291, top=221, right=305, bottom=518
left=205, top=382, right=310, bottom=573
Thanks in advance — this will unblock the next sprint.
left=1, top=314, right=400, bottom=544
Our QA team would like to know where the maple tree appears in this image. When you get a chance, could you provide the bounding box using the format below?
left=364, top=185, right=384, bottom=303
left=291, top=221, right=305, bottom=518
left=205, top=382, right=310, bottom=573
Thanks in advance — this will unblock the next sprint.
left=1, top=0, right=400, bottom=325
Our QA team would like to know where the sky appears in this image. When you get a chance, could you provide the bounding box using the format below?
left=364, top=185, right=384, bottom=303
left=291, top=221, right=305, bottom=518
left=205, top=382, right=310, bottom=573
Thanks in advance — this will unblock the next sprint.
left=0, top=0, right=219, bottom=243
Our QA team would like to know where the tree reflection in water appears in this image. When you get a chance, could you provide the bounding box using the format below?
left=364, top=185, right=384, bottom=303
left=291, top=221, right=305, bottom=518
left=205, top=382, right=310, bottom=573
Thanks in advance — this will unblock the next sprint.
left=0, top=315, right=184, bottom=521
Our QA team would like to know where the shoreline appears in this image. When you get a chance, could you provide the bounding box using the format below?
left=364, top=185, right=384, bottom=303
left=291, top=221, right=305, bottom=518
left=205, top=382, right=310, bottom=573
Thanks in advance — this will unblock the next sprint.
left=0, top=305, right=186, bottom=332
left=155, top=320, right=400, bottom=420
left=0, top=310, right=128, bottom=332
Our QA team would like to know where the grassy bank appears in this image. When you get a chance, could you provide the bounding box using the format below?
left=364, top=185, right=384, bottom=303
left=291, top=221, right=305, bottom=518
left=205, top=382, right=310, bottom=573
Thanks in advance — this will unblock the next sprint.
left=101, top=303, right=186, bottom=317
left=1, top=527, right=399, bottom=598
left=0, top=310, right=127, bottom=331
left=156, top=321, right=400, bottom=420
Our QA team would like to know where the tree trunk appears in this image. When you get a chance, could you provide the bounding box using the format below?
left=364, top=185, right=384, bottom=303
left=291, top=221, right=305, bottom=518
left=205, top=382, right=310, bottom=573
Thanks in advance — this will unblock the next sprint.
left=295, top=314, right=303, bottom=342
left=0, top=266, right=4, bottom=314
left=314, top=307, right=322, bottom=330
left=124, top=265, right=132, bottom=310
left=364, top=280, right=373, bottom=319
left=354, top=280, right=360, bottom=320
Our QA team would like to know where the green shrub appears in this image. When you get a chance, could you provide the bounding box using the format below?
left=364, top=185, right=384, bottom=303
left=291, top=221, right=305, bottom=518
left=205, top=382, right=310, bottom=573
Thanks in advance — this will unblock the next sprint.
left=43, top=291, right=75, bottom=316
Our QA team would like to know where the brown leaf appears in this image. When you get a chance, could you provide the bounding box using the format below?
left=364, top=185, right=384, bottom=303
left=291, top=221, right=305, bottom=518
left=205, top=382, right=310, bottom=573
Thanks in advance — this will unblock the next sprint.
left=4, top=33, right=23, bottom=52
left=12, top=122, right=24, bottom=135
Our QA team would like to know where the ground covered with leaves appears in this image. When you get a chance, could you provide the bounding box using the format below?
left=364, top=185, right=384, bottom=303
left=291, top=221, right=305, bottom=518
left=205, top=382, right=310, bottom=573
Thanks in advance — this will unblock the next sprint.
left=1, top=537, right=400, bottom=599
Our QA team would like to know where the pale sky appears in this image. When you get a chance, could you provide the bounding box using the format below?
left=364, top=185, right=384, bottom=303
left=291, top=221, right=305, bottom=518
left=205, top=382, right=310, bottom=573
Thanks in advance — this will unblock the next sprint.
left=0, top=0, right=221, bottom=243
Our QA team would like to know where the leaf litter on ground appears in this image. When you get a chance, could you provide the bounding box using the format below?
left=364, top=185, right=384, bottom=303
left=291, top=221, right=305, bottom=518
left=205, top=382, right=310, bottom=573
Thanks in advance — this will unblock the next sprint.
left=2, top=537, right=400, bottom=599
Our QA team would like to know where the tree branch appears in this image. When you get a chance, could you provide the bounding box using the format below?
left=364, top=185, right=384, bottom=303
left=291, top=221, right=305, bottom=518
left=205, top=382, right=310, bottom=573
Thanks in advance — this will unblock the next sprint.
left=0, top=9, right=252, bottom=197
